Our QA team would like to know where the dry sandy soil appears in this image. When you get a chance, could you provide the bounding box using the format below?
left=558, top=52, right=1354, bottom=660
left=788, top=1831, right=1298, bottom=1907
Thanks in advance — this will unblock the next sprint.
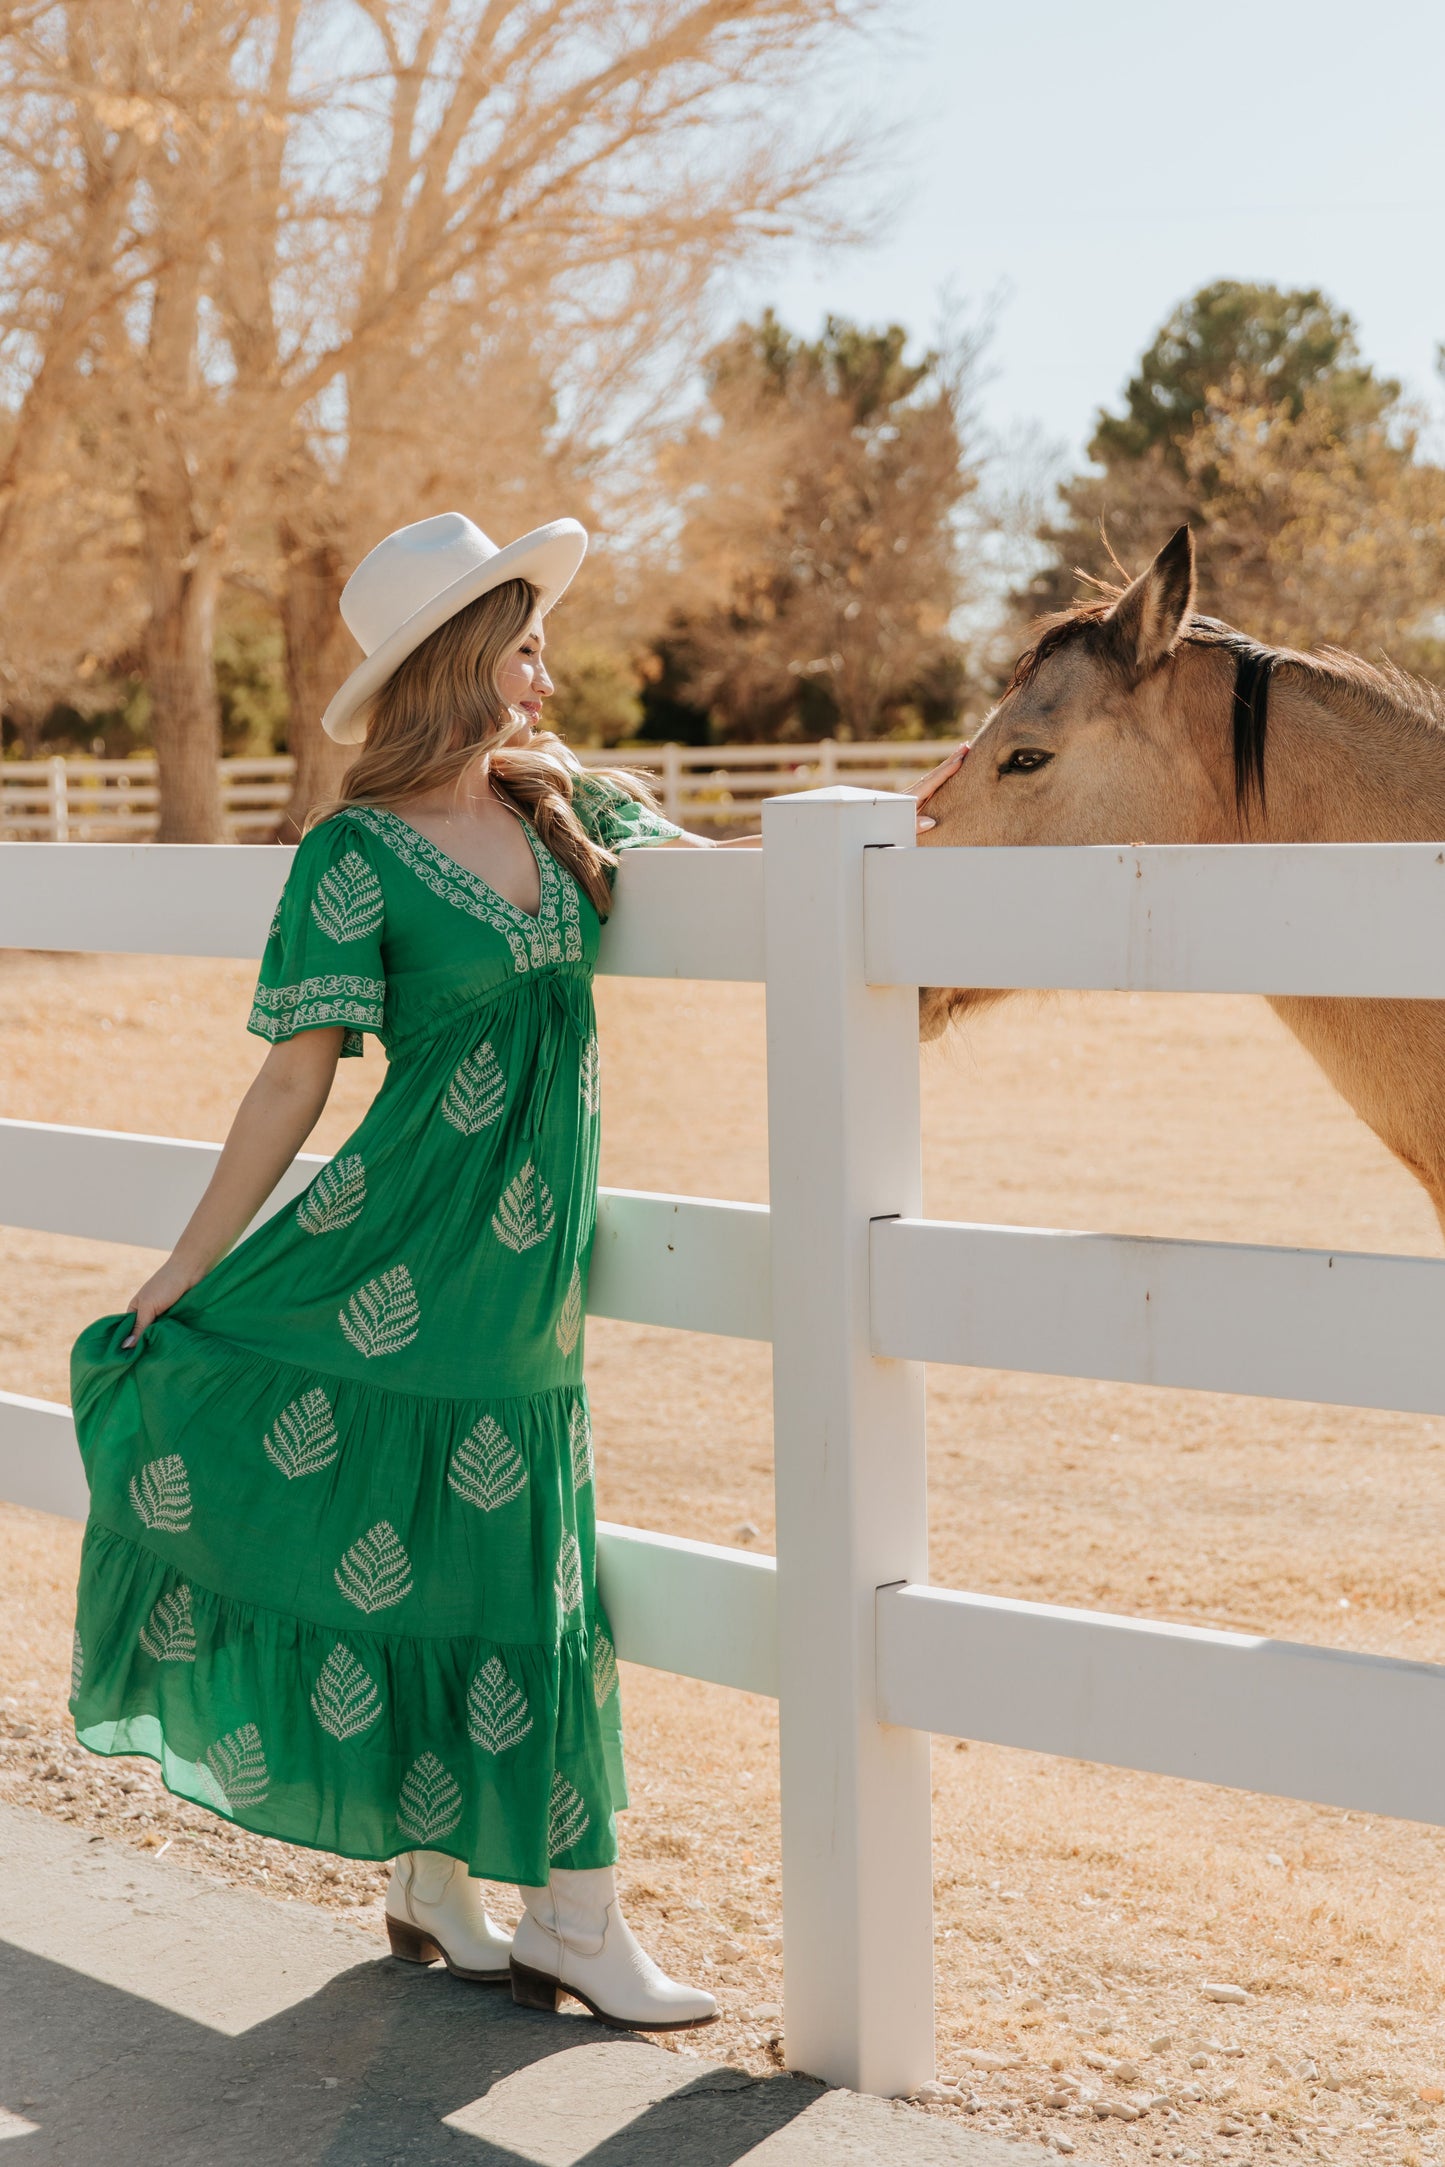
left=4, top=946, right=1445, bottom=2166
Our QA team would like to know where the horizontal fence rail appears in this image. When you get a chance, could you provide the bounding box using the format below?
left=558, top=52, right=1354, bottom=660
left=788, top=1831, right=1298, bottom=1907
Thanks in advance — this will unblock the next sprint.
left=9, top=1108, right=1437, bottom=1419
left=876, top=1584, right=1445, bottom=1825
left=596, top=1524, right=777, bottom=1697
left=22, top=836, right=1445, bottom=993
left=0, top=741, right=945, bottom=839
left=0, top=1391, right=92, bottom=1520
left=866, top=841, right=1445, bottom=998
left=0, top=840, right=766, bottom=980
left=0, top=1120, right=771, bottom=1338
left=0, top=1380, right=773, bottom=1693
left=872, top=1216, right=1445, bottom=1416
left=0, top=756, right=294, bottom=842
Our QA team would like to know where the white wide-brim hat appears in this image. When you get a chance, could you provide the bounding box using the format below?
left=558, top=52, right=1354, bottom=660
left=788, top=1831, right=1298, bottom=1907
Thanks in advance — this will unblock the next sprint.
left=321, top=511, right=588, bottom=743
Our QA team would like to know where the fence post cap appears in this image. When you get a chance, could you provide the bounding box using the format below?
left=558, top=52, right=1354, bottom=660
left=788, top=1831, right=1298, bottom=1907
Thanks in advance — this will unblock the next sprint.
left=762, top=784, right=913, bottom=810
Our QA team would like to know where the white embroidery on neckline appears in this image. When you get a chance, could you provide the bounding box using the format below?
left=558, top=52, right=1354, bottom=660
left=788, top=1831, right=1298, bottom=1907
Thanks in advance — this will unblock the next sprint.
left=347, top=806, right=581, bottom=973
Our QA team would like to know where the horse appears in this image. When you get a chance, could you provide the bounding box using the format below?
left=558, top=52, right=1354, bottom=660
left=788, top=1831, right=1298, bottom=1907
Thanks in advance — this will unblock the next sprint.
left=916, top=525, right=1445, bottom=1235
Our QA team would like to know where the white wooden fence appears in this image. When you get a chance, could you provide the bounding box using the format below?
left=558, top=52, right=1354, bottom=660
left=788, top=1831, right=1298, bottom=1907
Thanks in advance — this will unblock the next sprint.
left=0, top=742, right=944, bottom=840
left=5, top=799, right=1445, bottom=2101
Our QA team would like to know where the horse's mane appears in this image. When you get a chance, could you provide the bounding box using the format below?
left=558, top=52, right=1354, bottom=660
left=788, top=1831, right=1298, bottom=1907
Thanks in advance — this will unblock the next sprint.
left=1007, top=594, right=1445, bottom=816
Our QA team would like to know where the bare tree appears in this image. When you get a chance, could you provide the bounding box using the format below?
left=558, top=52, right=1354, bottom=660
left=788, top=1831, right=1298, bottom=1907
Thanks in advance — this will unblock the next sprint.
left=0, top=0, right=874, bottom=836
left=0, top=3, right=283, bottom=833
left=257, top=0, right=880, bottom=831
left=0, top=6, right=149, bottom=744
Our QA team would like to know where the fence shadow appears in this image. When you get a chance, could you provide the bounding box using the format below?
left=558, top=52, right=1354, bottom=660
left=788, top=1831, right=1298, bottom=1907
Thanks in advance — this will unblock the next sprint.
left=0, top=1935, right=821, bottom=2167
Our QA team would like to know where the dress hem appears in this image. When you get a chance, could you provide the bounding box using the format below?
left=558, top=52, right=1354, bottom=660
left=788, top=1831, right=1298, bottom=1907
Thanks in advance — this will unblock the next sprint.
left=70, top=1716, right=623, bottom=1879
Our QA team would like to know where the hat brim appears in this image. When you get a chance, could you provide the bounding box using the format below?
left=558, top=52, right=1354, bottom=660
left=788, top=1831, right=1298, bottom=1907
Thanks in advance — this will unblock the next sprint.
left=321, top=518, right=588, bottom=744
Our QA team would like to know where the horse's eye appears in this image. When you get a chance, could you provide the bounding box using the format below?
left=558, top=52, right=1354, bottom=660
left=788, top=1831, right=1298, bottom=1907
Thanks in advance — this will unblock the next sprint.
left=999, top=747, right=1052, bottom=775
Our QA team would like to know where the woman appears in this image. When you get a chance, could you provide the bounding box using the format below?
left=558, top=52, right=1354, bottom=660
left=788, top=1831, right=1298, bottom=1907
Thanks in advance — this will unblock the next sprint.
left=67, top=511, right=721, bottom=2030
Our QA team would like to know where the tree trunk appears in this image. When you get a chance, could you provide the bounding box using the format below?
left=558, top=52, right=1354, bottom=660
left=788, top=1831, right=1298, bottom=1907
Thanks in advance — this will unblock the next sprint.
left=144, top=543, right=225, bottom=844
left=276, top=521, right=354, bottom=840
left=6, top=700, right=45, bottom=759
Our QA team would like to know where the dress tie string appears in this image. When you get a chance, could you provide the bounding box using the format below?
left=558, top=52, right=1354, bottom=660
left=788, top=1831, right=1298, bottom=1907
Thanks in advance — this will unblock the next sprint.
left=522, top=974, right=589, bottom=1145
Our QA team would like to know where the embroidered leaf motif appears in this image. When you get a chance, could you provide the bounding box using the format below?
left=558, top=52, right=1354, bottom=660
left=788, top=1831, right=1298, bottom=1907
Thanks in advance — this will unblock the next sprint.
left=555, top=1264, right=583, bottom=1357
left=555, top=1531, right=583, bottom=1618
left=70, top=1629, right=83, bottom=1697
left=397, top=1751, right=463, bottom=1843
left=206, top=1723, right=269, bottom=1809
left=569, top=1401, right=593, bottom=1492
left=334, top=1520, right=413, bottom=1613
left=491, top=1160, right=556, bottom=1253
left=139, top=1583, right=197, bottom=1663
left=311, top=850, right=383, bottom=942
left=547, top=1771, right=591, bottom=1860
left=263, top=1387, right=339, bottom=1479
left=339, top=1264, right=420, bottom=1358
left=129, top=1455, right=192, bottom=1533
left=311, top=1643, right=382, bottom=1741
left=442, top=1042, right=506, bottom=1135
left=447, top=1415, right=527, bottom=1512
left=296, top=1154, right=366, bottom=1235
left=580, top=1037, right=601, bottom=1116
left=466, top=1655, right=534, bottom=1755
left=592, top=1628, right=619, bottom=1708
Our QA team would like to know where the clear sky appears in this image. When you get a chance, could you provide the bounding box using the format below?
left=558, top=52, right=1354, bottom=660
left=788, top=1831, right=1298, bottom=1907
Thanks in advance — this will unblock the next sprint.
left=748, top=0, right=1445, bottom=469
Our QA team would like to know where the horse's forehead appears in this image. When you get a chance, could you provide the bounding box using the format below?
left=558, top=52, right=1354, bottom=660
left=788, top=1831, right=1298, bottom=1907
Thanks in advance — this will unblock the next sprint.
left=1011, top=635, right=1113, bottom=717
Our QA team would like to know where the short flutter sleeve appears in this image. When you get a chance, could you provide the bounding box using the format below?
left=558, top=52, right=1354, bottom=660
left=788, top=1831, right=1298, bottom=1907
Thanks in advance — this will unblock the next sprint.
left=248, top=819, right=386, bottom=1059
left=571, top=769, right=682, bottom=853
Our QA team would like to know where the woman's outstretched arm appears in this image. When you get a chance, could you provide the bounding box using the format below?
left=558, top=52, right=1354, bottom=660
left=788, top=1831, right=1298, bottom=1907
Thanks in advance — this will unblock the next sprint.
left=124, top=1029, right=345, bottom=1344
left=663, top=755, right=969, bottom=849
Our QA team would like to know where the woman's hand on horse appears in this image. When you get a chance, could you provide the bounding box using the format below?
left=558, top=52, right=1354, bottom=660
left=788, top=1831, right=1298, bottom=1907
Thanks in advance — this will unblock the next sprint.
left=914, top=743, right=967, bottom=830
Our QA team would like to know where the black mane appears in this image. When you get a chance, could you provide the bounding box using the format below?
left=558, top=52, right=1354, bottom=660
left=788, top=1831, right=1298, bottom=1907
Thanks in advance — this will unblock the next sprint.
left=1184, top=618, right=1275, bottom=819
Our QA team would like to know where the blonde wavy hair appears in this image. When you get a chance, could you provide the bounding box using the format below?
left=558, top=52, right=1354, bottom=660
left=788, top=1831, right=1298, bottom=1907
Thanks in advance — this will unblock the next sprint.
left=309, top=577, right=658, bottom=917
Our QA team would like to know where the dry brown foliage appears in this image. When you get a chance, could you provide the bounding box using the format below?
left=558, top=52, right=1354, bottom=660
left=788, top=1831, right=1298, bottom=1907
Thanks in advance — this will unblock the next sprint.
left=649, top=312, right=980, bottom=740
left=1027, top=375, right=1445, bottom=680
left=0, top=0, right=879, bottom=831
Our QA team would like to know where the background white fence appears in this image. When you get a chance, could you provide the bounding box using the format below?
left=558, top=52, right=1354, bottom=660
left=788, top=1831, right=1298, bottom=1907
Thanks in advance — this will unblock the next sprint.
left=4, top=801, right=1445, bottom=2100
left=0, top=742, right=945, bottom=840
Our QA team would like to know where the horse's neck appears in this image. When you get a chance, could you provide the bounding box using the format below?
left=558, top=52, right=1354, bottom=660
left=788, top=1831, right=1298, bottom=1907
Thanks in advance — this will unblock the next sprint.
left=1237, top=667, right=1445, bottom=1229
left=1256, top=671, right=1445, bottom=843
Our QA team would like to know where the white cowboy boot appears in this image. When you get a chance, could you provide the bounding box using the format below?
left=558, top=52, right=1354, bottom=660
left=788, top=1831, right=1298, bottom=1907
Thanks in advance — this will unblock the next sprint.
left=385, top=1850, right=513, bottom=1982
left=510, top=1864, right=717, bottom=2030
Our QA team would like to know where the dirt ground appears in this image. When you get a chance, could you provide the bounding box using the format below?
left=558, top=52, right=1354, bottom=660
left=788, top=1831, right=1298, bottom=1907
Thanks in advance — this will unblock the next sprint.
left=4, top=947, right=1445, bottom=2165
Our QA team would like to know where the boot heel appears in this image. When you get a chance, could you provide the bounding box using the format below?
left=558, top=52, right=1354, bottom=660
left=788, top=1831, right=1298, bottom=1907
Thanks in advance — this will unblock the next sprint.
left=510, top=1958, right=561, bottom=2012
left=386, top=1916, right=443, bottom=1966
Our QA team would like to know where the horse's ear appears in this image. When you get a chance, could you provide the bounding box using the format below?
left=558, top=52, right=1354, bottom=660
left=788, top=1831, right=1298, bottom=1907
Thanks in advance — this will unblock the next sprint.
left=1104, top=526, right=1196, bottom=682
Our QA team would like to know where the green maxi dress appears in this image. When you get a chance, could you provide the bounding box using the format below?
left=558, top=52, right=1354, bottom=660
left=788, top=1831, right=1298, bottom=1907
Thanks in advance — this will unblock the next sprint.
left=68, top=774, right=680, bottom=1883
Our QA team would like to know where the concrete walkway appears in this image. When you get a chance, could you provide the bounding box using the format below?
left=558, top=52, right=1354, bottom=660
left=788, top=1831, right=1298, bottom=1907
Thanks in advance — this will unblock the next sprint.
left=0, top=1804, right=1049, bottom=2166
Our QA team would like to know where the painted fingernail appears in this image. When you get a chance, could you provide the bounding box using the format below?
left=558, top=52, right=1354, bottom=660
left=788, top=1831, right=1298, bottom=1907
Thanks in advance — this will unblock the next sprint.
left=122, top=1336, right=136, bottom=1349
left=917, top=816, right=936, bottom=830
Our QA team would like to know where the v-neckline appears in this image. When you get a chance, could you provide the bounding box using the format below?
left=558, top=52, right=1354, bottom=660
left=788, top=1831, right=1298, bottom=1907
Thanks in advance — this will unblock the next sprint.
left=371, top=804, right=550, bottom=925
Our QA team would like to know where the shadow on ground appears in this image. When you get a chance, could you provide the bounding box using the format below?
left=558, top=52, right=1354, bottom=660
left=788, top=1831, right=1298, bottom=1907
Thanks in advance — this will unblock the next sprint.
left=0, top=1936, right=819, bottom=2166
left=0, top=1803, right=1040, bottom=2166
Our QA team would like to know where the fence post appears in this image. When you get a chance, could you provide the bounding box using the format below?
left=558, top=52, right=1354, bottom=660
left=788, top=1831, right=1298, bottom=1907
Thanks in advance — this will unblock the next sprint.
left=46, top=757, right=70, bottom=844
left=661, top=741, right=682, bottom=826
left=763, top=784, right=933, bottom=2096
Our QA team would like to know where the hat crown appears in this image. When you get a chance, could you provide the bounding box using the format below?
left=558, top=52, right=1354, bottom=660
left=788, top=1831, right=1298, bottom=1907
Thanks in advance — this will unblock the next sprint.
left=340, top=513, right=499, bottom=656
